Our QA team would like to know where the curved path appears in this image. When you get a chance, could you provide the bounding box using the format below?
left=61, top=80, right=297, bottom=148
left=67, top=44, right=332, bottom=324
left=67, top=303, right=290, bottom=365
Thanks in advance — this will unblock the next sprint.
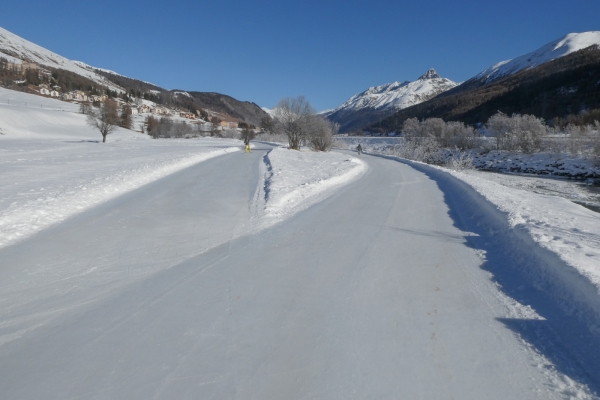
left=0, top=148, right=576, bottom=399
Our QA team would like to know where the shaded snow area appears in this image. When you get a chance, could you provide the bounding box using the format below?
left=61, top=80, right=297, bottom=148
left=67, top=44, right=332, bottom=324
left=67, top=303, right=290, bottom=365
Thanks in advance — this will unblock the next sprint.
left=381, top=155, right=600, bottom=327
left=253, top=147, right=367, bottom=229
left=448, top=168, right=600, bottom=304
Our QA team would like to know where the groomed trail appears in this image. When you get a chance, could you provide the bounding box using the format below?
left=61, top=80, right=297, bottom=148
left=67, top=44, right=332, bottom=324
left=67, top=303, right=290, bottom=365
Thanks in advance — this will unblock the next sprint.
left=0, top=148, right=597, bottom=399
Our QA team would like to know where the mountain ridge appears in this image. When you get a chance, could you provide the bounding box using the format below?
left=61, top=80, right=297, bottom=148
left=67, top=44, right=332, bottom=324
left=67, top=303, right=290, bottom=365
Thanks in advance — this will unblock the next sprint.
left=326, top=68, right=458, bottom=133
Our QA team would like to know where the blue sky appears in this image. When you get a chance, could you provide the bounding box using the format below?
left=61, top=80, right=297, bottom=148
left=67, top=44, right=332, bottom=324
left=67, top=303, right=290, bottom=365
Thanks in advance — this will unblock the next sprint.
left=1, top=0, right=598, bottom=111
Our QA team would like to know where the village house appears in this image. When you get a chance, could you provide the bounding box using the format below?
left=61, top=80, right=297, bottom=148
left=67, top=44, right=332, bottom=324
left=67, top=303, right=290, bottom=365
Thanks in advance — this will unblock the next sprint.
left=63, top=91, right=88, bottom=101
left=130, top=107, right=139, bottom=115
left=139, top=104, right=151, bottom=113
left=50, top=90, right=60, bottom=98
left=220, top=121, right=238, bottom=129
left=89, top=95, right=108, bottom=103
left=40, top=87, right=50, bottom=96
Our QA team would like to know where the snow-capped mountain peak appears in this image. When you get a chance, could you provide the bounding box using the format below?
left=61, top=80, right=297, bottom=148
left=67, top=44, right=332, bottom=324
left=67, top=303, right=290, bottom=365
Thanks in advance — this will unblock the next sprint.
left=329, top=69, right=457, bottom=115
left=419, top=68, right=441, bottom=80
left=477, top=31, right=600, bottom=83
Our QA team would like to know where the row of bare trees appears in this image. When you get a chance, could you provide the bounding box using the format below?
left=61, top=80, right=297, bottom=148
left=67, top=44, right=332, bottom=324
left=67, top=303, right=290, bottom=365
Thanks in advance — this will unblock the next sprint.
left=269, top=96, right=337, bottom=151
left=398, top=112, right=600, bottom=157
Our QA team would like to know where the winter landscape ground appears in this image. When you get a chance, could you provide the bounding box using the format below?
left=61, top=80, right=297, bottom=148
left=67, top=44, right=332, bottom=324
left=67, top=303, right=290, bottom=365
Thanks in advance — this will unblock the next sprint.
left=2, top=88, right=600, bottom=399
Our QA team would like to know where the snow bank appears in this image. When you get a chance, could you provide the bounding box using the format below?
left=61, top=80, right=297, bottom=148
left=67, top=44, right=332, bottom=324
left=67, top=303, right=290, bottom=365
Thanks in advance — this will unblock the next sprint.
left=446, top=169, right=600, bottom=293
left=253, top=147, right=367, bottom=228
left=377, top=154, right=600, bottom=332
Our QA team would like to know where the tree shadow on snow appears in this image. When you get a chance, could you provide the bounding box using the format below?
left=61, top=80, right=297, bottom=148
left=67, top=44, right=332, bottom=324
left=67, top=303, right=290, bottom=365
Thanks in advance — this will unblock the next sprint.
left=371, top=153, right=600, bottom=395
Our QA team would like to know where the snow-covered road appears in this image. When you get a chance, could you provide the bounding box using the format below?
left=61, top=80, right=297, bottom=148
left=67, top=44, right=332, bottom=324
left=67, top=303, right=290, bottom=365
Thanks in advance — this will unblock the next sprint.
left=2, top=148, right=596, bottom=399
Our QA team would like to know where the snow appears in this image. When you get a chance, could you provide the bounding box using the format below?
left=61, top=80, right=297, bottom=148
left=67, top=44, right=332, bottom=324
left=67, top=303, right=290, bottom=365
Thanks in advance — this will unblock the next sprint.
left=448, top=168, right=600, bottom=297
left=252, top=147, right=367, bottom=229
left=0, top=88, right=242, bottom=248
left=0, top=87, right=366, bottom=250
left=173, top=90, right=192, bottom=98
left=327, top=69, right=457, bottom=115
left=470, top=151, right=600, bottom=181
left=261, top=106, right=277, bottom=118
left=366, top=150, right=600, bottom=327
left=0, top=50, right=22, bottom=64
left=477, top=31, right=600, bottom=83
left=0, top=26, right=124, bottom=93
left=2, top=85, right=600, bottom=398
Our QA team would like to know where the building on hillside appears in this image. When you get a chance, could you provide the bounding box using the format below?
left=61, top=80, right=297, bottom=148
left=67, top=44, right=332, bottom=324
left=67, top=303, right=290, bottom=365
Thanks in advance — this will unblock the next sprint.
left=50, top=90, right=60, bottom=98
left=64, top=91, right=88, bottom=101
left=220, top=121, right=238, bottom=129
left=130, top=107, right=139, bottom=115
left=22, top=62, right=38, bottom=70
left=139, top=104, right=151, bottom=113
left=89, top=95, right=108, bottom=103
left=40, top=87, right=50, bottom=96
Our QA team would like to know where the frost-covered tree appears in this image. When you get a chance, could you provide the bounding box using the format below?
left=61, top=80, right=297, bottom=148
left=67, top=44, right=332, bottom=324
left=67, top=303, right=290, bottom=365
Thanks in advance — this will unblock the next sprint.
left=273, top=96, right=315, bottom=150
left=307, top=116, right=337, bottom=151
left=486, top=112, right=545, bottom=153
left=87, top=100, right=119, bottom=143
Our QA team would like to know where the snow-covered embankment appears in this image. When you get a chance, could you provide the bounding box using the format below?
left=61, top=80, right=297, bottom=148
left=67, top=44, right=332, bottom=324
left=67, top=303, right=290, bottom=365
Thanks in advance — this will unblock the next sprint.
left=253, top=147, right=367, bottom=229
left=391, top=156, right=600, bottom=333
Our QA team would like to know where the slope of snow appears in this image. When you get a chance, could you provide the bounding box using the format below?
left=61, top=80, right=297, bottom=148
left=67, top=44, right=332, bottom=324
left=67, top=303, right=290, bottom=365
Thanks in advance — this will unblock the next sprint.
left=0, top=26, right=124, bottom=93
left=73, top=60, right=128, bottom=79
left=477, top=31, right=600, bottom=83
left=328, top=69, right=457, bottom=114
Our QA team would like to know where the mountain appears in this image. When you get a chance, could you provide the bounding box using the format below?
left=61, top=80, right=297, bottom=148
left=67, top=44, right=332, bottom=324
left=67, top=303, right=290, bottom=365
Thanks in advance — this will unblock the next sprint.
left=325, top=69, right=458, bottom=133
left=367, top=44, right=600, bottom=132
left=476, top=31, right=600, bottom=84
left=0, top=26, right=269, bottom=126
left=0, top=27, right=124, bottom=93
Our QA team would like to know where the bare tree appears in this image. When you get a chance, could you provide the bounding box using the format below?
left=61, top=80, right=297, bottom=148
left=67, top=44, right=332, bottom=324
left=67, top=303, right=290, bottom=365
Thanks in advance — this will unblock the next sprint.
left=87, top=100, right=119, bottom=143
left=260, top=116, right=275, bottom=133
left=273, top=96, right=315, bottom=150
left=307, top=116, right=337, bottom=151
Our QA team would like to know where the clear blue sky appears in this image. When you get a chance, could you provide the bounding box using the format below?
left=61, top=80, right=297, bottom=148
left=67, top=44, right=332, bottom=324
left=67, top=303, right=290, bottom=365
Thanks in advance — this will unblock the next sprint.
left=1, top=0, right=598, bottom=111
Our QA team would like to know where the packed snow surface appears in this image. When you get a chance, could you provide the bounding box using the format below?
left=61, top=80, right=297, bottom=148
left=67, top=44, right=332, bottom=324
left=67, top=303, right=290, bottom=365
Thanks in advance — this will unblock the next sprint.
left=477, top=31, right=600, bottom=83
